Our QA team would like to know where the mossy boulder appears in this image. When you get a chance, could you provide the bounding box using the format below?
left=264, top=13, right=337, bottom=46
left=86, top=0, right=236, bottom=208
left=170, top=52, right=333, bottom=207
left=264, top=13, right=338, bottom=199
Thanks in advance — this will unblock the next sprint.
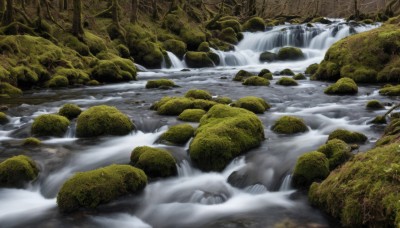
left=292, top=151, right=329, bottom=188
left=0, top=155, right=39, bottom=188
left=155, top=97, right=194, bottom=115
left=280, top=69, right=295, bottom=76
left=366, top=100, right=384, bottom=109
left=277, top=47, right=304, bottom=61
left=242, top=17, right=265, bottom=32
left=57, top=164, right=147, bottom=213
left=276, top=77, right=298, bottom=86
left=185, top=89, right=212, bottom=100
left=178, top=109, right=206, bottom=122
left=163, top=39, right=187, bottom=59
left=213, top=96, right=232, bottom=104
left=160, top=124, right=195, bottom=145
left=311, top=17, right=332, bottom=24
left=76, top=105, right=134, bottom=137
left=305, top=63, right=319, bottom=75
left=233, top=70, right=253, bottom=81
left=130, top=146, right=177, bottom=178
left=260, top=51, right=277, bottom=62
left=197, top=42, right=210, bottom=52
left=0, top=112, right=9, bottom=125
left=192, top=99, right=218, bottom=111
left=58, top=104, right=82, bottom=120
left=54, top=68, right=90, bottom=86
left=31, top=114, right=70, bottom=137
left=0, top=82, right=22, bottom=97
left=242, top=76, right=270, bottom=86
left=233, top=96, right=270, bottom=114
left=308, top=143, right=400, bottom=227
left=180, top=28, right=207, bottom=51
left=258, top=69, right=271, bottom=76
left=189, top=105, right=264, bottom=171
left=146, top=79, right=176, bottom=89
left=272, top=116, right=308, bottom=134
left=379, top=85, right=400, bottom=96
left=328, top=129, right=367, bottom=144
left=23, top=137, right=41, bottom=146
left=324, top=78, right=358, bottom=95
left=317, top=139, right=352, bottom=170
left=47, top=76, right=69, bottom=88
left=219, top=19, right=241, bottom=33
left=219, top=27, right=238, bottom=44
left=11, top=66, right=39, bottom=88
left=293, top=73, right=306, bottom=80
left=91, top=58, right=136, bottom=83
left=370, top=115, right=387, bottom=124
left=185, top=51, right=215, bottom=68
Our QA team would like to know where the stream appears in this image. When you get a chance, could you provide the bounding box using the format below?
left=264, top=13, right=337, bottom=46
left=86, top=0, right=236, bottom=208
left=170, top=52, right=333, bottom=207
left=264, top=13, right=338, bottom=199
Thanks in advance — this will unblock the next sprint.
left=0, top=19, right=394, bottom=227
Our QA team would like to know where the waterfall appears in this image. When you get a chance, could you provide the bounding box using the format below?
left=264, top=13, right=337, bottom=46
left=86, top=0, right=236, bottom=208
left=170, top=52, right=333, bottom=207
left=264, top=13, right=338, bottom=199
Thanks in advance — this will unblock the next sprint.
left=166, top=51, right=186, bottom=69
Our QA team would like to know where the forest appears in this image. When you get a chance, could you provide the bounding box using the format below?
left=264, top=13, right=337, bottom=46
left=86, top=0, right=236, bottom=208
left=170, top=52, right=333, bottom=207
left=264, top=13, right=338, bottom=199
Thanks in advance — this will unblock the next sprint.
left=0, top=0, right=399, bottom=227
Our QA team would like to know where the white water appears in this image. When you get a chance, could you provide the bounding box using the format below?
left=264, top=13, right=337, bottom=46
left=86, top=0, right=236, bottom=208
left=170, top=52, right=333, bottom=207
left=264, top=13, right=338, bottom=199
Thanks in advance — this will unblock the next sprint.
left=166, top=51, right=187, bottom=69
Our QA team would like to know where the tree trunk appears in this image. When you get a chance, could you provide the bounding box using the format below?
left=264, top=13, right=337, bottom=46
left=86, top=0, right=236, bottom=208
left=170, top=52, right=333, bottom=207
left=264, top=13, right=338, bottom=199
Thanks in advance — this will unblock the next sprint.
left=354, top=0, right=359, bottom=19
left=72, top=0, right=84, bottom=39
left=63, top=0, right=67, bottom=10
left=59, top=0, right=63, bottom=11
left=3, top=0, right=14, bottom=25
left=151, top=0, right=158, bottom=20
left=131, top=0, right=138, bottom=23
left=248, top=0, right=256, bottom=16
left=112, top=0, right=119, bottom=25
left=169, top=0, right=177, bottom=12
left=0, top=0, right=5, bottom=12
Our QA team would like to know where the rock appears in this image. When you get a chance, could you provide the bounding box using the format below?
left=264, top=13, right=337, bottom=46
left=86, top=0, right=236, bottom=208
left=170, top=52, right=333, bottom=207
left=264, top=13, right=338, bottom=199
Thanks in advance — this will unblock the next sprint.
left=324, top=78, right=358, bottom=95
left=279, top=68, right=295, bottom=76
left=259, top=51, right=277, bottom=62
left=184, top=51, right=214, bottom=68
left=146, top=79, right=176, bottom=89
left=160, top=124, right=195, bottom=144
left=31, top=114, right=70, bottom=137
left=379, top=85, right=400, bottom=96
left=163, top=39, right=187, bottom=59
left=293, top=73, right=306, bottom=80
left=327, top=129, right=367, bottom=144
left=305, top=63, right=319, bottom=75
left=233, top=70, right=253, bottom=81
left=22, top=137, right=42, bottom=146
left=277, top=47, right=304, bottom=61
left=185, top=89, right=212, bottom=100
left=366, top=100, right=384, bottom=109
left=242, top=17, right=265, bottom=32
left=317, top=139, right=352, bottom=170
left=292, top=151, right=329, bottom=188
left=131, top=146, right=177, bottom=178
left=242, top=76, right=270, bottom=86
left=178, top=109, right=206, bottom=122
left=272, top=116, right=308, bottom=134
left=0, top=155, right=39, bottom=188
left=0, top=112, right=9, bottom=125
left=276, top=77, right=298, bottom=86
left=233, top=96, right=270, bottom=114
left=58, top=104, right=82, bottom=120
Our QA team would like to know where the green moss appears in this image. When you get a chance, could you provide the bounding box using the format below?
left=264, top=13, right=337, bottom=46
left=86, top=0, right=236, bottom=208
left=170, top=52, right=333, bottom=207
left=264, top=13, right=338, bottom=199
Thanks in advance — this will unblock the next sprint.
left=213, top=96, right=232, bottom=104
left=11, top=66, right=39, bottom=88
left=219, top=27, right=238, bottom=44
left=47, top=76, right=69, bottom=88
left=130, top=146, right=177, bottom=178
left=22, top=137, right=41, bottom=146
left=189, top=105, right=264, bottom=171
left=0, top=155, right=39, bottom=188
left=312, top=61, right=340, bottom=81
left=64, top=35, right=90, bottom=56
left=308, top=143, right=400, bottom=227
left=370, top=115, right=387, bottom=124
left=184, top=51, right=215, bottom=68
left=233, top=70, right=253, bottom=81
left=293, top=73, right=306, bottom=80
left=317, top=139, right=352, bottom=170
left=277, top=47, right=304, bottom=61
left=311, top=17, right=332, bottom=24
left=324, top=78, right=358, bottom=95
left=156, top=97, right=193, bottom=115
left=76, top=105, right=134, bottom=137
left=92, top=58, right=136, bottom=83
left=379, top=85, right=400, bottom=96
left=219, top=19, right=241, bottom=33
left=197, top=42, right=210, bottom=52
left=366, top=100, right=384, bottom=109
left=180, top=28, right=206, bottom=51
left=242, top=17, right=265, bottom=32
left=160, top=124, right=195, bottom=144
left=305, top=63, right=319, bottom=75
left=328, top=129, right=367, bottom=144
left=57, top=164, right=147, bottom=213
left=261, top=73, right=273, bottom=80
left=0, top=82, right=22, bottom=97
left=272, top=116, right=308, bottom=134
left=258, top=69, right=271, bottom=76
left=191, top=99, right=218, bottom=111
left=128, top=39, right=164, bottom=69
left=31, top=114, right=70, bottom=137
left=0, top=112, right=9, bottom=125
left=276, top=77, right=298, bottom=86
left=87, top=80, right=100, bottom=86
left=163, top=13, right=184, bottom=34
left=259, top=51, right=277, bottom=62
left=55, top=68, right=90, bottom=85
left=233, top=96, right=270, bottom=114
left=185, top=89, right=212, bottom=100
left=242, top=76, right=270, bottom=86
left=84, top=31, right=107, bottom=55
left=163, top=39, right=187, bottom=59
left=292, top=151, right=329, bottom=188
left=209, top=38, right=234, bottom=52
left=58, top=104, right=82, bottom=120
left=146, top=79, right=176, bottom=89
left=178, top=109, right=206, bottom=122
left=280, top=69, right=295, bottom=76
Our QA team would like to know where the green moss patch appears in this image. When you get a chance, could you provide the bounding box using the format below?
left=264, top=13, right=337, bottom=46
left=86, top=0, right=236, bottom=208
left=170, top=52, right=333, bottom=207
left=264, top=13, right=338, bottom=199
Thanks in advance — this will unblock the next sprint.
left=131, top=146, right=177, bottom=178
left=292, top=151, right=329, bottom=188
left=366, top=100, right=384, bottom=109
left=276, top=77, right=298, bottom=86
left=0, top=112, right=9, bottom=125
left=280, top=69, right=295, bottom=76
left=58, top=104, right=82, bottom=120
left=233, top=96, right=270, bottom=114
left=0, top=155, right=39, bottom=188
left=233, top=70, right=253, bottom=81
left=178, top=109, right=206, bottom=122
left=277, top=47, right=304, bottom=61
left=317, top=139, right=352, bottom=170
left=272, top=116, right=308, bottom=134
left=31, top=114, right=70, bottom=137
left=242, top=17, right=265, bottom=32
left=327, top=129, right=367, bottom=144
left=185, top=89, right=212, bottom=100
left=379, top=85, right=400, bottom=96
left=146, top=79, right=176, bottom=89
left=324, top=78, right=358, bottom=95
left=160, top=124, right=195, bottom=144
left=242, top=76, right=270, bottom=86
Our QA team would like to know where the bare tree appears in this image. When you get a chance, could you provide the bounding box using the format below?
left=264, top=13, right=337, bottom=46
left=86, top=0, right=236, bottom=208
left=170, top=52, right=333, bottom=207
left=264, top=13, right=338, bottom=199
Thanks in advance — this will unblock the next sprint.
left=131, top=0, right=138, bottom=23
left=72, top=0, right=84, bottom=39
left=3, top=0, right=14, bottom=25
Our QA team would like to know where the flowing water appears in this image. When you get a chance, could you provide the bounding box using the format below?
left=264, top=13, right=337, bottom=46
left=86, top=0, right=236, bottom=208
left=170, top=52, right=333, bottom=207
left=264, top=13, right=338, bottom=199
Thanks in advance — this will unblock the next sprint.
left=0, top=20, right=393, bottom=227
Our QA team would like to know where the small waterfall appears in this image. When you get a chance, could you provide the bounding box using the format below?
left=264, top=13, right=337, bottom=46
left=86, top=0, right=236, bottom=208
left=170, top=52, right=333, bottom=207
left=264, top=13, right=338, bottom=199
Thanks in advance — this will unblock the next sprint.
left=279, top=175, right=293, bottom=191
left=166, top=51, right=186, bottom=69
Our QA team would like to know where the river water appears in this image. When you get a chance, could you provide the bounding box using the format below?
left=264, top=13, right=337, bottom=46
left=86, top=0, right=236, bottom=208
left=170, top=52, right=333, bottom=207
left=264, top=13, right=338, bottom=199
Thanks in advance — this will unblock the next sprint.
left=0, top=20, right=394, bottom=227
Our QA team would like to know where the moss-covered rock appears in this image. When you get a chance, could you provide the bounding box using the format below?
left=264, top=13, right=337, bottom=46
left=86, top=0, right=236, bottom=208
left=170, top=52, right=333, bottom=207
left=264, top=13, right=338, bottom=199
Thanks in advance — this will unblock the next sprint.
left=0, top=82, right=22, bottom=97
left=58, top=104, right=82, bottom=120
left=31, top=114, right=70, bottom=137
left=317, top=139, right=352, bottom=170
left=233, top=96, right=270, bottom=114
left=189, top=105, right=264, bottom=171
left=184, top=51, right=215, bottom=68
left=0, top=112, right=9, bottom=125
left=259, top=51, right=277, bottom=62
left=127, top=35, right=164, bottom=69
left=11, top=66, right=39, bottom=88
left=233, top=70, right=253, bottom=81
left=160, top=124, right=195, bottom=144
left=146, top=79, right=176, bottom=89
left=47, top=76, right=69, bottom=88
left=163, top=39, right=187, bottom=59
left=305, top=63, right=319, bottom=75
left=277, top=47, right=304, bottom=61
left=22, top=137, right=41, bottom=146
left=57, top=164, right=147, bottom=213
left=219, top=27, right=238, bottom=44
left=76, top=105, right=134, bottom=137
left=379, top=85, right=400, bottom=96
left=130, top=146, right=177, bottom=178
left=219, top=19, right=242, bottom=33
left=308, top=143, right=400, bottom=227
left=192, top=99, right=218, bottom=111
left=242, top=76, right=270, bottom=86
left=156, top=97, right=194, bottom=115
left=258, top=69, right=271, bottom=76
left=242, top=17, right=265, bottom=32
left=272, top=116, right=308, bottom=134
left=293, top=73, right=306, bottom=80
left=185, top=89, right=212, bottom=100
left=370, top=115, right=387, bottom=124
left=292, top=151, right=329, bottom=188
left=366, top=100, right=384, bottom=109
left=180, top=28, right=206, bottom=51
left=213, top=96, right=232, bottom=104
left=311, top=17, right=332, bottom=24
left=197, top=42, right=210, bottom=52
left=280, top=69, right=295, bottom=76
left=178, top=109, right=206, bottom=122
left=324, top=78, right=358, bottom=95
left=87, top=80, right=100, bottom=86
left=91, top=58, right=136, bottom=83
left=276, top=77, right=298, bottom=86
left=54, top=68, right=90, bottom=86
left=327, top=129, right=367, bottom=144
left=0, top=155, right=39, bottom=188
